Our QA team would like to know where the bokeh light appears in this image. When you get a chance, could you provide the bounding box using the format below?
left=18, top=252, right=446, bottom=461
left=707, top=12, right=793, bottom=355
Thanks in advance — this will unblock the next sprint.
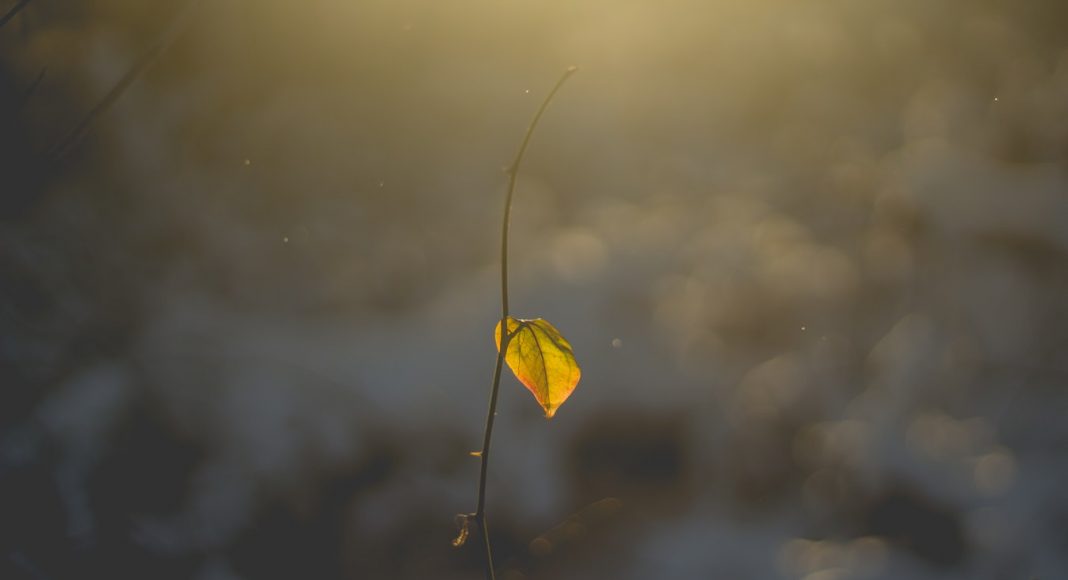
left=3, top=1, right=1068, bottom=579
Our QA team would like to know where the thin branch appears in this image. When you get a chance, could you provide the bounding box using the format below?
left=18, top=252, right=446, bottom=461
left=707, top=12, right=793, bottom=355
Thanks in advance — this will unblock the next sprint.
left=0, top=0, right=33, bottom=30
left=466, top=66, right=578, bottom=580
left=47, top=0, right=203, bottom=161
left=501, top=66, right=577, bottom=318
left=17, top=67, right=45, bottom=110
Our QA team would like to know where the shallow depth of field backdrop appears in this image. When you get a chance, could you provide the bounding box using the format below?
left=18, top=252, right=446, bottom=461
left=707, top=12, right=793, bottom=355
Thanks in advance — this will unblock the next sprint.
left=3, top=1, right=1068, bottom=579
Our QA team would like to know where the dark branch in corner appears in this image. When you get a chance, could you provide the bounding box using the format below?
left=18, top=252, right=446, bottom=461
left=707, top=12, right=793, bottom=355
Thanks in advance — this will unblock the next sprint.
left=17, top=67, right=46, bottom=110
left=0, top=0, right=33, bottom=30
left=47, top=0, right=203, bottom=161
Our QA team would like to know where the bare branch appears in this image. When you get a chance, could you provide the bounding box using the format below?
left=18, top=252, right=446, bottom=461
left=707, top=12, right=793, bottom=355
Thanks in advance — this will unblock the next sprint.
left=48, top=0, right=203, bottom=161
left=0, top=0, right=33, bottom=30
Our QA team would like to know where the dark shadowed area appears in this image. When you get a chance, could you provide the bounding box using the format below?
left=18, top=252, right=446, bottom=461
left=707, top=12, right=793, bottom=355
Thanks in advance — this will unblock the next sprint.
left=3, top=1, right=1068, bottom=579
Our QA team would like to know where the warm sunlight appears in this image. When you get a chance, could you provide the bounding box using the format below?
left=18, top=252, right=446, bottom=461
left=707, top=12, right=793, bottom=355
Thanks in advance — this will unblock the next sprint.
left=3, top=0, right=1068, bottom=579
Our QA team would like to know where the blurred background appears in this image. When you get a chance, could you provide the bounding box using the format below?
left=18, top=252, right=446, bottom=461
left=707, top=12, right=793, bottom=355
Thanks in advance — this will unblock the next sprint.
left=3, top=1, right=1068, bottom=578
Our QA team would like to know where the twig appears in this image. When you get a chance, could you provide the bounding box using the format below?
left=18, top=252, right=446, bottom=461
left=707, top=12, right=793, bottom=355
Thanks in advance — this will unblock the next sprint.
left=17, top=67, right=45, bottom=110
left=0, top=0, right=33, bottom=30
left=47, top=0, right=203, bottom=161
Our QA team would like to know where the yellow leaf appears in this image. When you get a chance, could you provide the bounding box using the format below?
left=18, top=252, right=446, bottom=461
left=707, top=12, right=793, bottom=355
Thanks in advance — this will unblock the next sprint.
left=452, top=515, right=470, bottom=548
left=495, top=316, right=581, bottom=418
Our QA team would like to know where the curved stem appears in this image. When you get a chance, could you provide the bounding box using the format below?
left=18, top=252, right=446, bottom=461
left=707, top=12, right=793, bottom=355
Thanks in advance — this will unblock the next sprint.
left=500, top=66, right=577, bottom=319
left=471, top=66, right=577, bottom=580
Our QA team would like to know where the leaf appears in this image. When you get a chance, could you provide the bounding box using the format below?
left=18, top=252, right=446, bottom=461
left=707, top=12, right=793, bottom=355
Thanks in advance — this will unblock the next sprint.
left=452, top=514, right=470, bottom=548
left=495, top=316, right=581, bottom=418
